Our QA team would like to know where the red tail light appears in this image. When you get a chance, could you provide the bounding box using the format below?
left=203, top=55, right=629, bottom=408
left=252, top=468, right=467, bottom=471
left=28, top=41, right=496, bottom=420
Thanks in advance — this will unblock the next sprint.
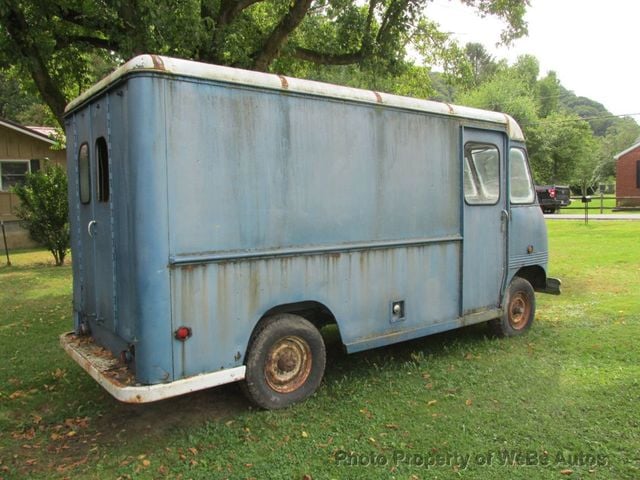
left=175, top=326, right=192, bottom=341
left=549, top=188, right=556, bottom=199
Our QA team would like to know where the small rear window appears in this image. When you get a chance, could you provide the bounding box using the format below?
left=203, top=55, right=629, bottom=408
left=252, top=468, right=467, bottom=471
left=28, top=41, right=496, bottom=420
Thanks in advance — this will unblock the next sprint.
left=78, top=143, right=90, bottom=204
left=96, top=137, right=109, bottom=202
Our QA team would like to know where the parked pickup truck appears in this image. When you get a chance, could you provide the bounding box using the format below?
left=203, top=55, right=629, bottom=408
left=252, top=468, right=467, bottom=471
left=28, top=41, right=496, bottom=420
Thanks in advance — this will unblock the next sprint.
left=535, top=185, right=571, bottom=213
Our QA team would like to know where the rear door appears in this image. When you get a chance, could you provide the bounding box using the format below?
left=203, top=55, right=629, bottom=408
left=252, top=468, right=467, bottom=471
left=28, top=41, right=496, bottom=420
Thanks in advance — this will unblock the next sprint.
left=74, top=101, right=116, bottom=334
left=462, top=128, right=508, bottom=313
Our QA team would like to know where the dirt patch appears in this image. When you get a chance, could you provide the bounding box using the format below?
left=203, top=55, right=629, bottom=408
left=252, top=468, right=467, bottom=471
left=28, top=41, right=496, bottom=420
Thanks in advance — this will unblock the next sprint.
left=6, top=384, right=250, bottom=478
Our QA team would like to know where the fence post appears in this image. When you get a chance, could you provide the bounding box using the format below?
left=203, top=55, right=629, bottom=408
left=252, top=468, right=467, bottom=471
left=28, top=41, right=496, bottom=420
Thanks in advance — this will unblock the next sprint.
left=1, top=220, right=11, bottom=266
left=600, top=191, right=604, bottom=214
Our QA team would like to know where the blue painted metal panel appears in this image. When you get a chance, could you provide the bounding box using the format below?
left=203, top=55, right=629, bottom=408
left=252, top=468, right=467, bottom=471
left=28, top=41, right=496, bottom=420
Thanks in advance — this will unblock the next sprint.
left=507, top=205, right=549, bottom=277
left=124, top=77, right=173, bottom=384
left=170, top=242, right=461, bottom=376
left=163, top=79, right=460, bottom=255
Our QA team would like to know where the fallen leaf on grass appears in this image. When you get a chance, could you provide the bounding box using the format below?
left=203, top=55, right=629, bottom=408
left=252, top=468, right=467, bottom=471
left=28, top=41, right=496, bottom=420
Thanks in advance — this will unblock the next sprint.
left=465, top=399, right=473, bottom=406
left=427, top=400, right=437, bottom=407
left=359, top=407, right=373, bottom=419
left=560, top=469, right=573, bottom=475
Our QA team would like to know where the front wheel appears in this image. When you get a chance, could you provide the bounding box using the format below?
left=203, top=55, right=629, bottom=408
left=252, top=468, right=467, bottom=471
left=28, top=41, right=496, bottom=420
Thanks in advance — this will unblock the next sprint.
left=491, top=276, right=536, bottom=337
left=241, top=314, right=326, bottom=409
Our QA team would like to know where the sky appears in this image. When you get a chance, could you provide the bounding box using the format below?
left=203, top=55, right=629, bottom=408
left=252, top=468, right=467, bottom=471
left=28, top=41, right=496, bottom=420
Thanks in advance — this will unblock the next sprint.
left=427, top=0, right=640, bottom=119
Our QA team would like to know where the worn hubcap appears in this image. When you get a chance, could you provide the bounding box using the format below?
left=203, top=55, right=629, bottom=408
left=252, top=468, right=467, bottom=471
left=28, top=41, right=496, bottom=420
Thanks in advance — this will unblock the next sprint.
left=265, top=336, right=312, bottom=393
left=508, top=293, right=530, bottom=330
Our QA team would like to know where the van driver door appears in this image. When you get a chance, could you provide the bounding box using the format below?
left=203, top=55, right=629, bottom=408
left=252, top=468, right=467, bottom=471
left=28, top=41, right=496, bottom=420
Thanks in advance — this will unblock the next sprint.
left=461, top=128, right=508, bottom=314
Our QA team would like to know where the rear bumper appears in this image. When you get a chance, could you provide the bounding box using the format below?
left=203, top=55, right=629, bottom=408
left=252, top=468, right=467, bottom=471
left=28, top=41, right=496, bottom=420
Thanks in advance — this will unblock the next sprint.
left=537, top=277, right=562, bottom=295
left=60, top=332, right=245, bottom=403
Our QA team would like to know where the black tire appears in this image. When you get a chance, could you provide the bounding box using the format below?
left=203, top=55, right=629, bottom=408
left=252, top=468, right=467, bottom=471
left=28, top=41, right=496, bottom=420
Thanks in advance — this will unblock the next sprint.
left=241, top=313, right=326, bottom=409
left=491, top=276, right=536, bottom=337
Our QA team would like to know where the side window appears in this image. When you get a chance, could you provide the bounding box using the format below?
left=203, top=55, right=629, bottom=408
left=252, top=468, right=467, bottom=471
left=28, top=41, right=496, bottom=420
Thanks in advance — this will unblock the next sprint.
left=510, top=148, right=535, bottom=204
left=96, top=137, right=109, bottom=202
left=78, top=143, right=91, bottom=204
left=464, top=143, right=500, bottom=204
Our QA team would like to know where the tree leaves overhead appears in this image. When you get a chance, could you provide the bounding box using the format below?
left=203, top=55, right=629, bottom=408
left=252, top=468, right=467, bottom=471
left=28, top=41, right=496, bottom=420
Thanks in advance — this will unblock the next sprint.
left=0, top=0, right=529, bottom=125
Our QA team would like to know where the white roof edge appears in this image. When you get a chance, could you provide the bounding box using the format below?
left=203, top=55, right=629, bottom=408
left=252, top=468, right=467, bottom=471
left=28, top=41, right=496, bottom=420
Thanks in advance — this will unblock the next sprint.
left=65, top=54, right=525, bottom=141
left=614, top=141, right=640, bottom=160
left=0, top=119, right=56, bottom=145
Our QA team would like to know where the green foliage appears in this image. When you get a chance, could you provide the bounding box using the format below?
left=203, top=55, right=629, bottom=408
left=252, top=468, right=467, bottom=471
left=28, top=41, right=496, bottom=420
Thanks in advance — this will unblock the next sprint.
left=453, top=50, right=639, bottom=190
left=0, top=67, right=57, bottom=125
left=0, top=0, right=529, bottom=125
left=528, top=112, right=598, bottom=190
left=11, top=163, right=69, bottom=266
left=597, top=118, right=640, bottom=179
left=457, top=69, right=539, bottom=128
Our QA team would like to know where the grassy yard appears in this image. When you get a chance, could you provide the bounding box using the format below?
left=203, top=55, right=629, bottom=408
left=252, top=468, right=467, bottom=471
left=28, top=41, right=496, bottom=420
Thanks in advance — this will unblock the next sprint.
left=1, top=222, right=639, bottom=479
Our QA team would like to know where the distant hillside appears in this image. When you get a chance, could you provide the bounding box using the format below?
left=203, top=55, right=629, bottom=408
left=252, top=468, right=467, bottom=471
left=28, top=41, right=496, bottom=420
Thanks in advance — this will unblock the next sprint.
left=558, top=86, right=628, bottom=137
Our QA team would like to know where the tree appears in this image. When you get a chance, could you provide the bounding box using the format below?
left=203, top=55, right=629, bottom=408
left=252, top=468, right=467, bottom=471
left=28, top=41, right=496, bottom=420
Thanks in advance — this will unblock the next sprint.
left=464, top=42, right=498, bottom=87
left=596, top=118, right=640, bottom=180
left=527, top=112, right=597, bottom=187
left=12, top=163, right=69, bottom=266
left=0, top=0, right=529, bottom=126
left=456, top=67, right=539, bottom=129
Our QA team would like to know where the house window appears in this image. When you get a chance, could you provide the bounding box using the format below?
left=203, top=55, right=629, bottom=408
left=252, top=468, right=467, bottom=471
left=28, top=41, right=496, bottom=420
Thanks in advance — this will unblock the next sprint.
left=0, top=160, right=30, bottom=191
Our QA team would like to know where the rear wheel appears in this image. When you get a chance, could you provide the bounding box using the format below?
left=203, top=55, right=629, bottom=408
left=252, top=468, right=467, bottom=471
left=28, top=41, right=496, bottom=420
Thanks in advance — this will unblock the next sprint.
left=241, top=314, right=326, bottom=409
left=491, top=276, right=535, bottom=337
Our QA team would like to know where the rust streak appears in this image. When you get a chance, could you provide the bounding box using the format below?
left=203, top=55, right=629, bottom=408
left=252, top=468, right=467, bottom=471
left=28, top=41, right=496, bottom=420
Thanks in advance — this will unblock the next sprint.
left=151, top=55, right=166, bottom=71
left=278, top=75, right=289, bottom=89
left=373, top=91, right=383, bottom=103
left=444, top=103, right=455, bottom=115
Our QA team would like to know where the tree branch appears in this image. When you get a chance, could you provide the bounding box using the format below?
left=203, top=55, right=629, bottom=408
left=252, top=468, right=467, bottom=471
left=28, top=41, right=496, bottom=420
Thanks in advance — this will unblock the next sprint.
left=55, top=35, right=119, bottom=51
left=292, top=47, right=364, bottom=65
left=2, top=4, right=67, bottom=126
left=216, top=0, right=265, bottom=27
left=252, top=0, right=313, bottom=71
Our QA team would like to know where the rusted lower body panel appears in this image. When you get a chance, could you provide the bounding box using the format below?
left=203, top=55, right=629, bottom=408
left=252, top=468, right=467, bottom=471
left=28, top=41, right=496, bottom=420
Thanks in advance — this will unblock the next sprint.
left=60, top=332, right=245, bottom=403
left=169, top=240, right=462, bottom=379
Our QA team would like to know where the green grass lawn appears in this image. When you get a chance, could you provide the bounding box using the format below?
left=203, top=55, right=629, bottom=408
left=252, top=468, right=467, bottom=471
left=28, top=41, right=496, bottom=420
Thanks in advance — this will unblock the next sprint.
left=1, top=222, right=639, bottom=479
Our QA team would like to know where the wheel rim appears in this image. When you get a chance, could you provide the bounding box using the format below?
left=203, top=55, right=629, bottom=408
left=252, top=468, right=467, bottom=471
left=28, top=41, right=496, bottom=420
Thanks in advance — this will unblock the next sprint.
left=265, top=335, right=312, bottom=393
left=508, top=292, right=531, bottom=330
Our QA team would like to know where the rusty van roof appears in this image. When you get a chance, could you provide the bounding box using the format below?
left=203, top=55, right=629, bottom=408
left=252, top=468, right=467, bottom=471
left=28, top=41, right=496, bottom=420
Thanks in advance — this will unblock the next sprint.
left=65, top=54, right=525, bottom=141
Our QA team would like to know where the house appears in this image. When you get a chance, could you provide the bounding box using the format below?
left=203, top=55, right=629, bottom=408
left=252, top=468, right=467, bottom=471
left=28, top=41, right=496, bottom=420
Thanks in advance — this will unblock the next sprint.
left=0, top=118, right=66, bottom=248
left=614, top=142, right=640, bottom=208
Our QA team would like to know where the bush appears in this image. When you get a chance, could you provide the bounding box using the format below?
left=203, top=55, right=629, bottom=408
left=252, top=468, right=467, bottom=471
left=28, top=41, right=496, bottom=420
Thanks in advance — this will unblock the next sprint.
left=12, top=162, right=69, bottom=266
